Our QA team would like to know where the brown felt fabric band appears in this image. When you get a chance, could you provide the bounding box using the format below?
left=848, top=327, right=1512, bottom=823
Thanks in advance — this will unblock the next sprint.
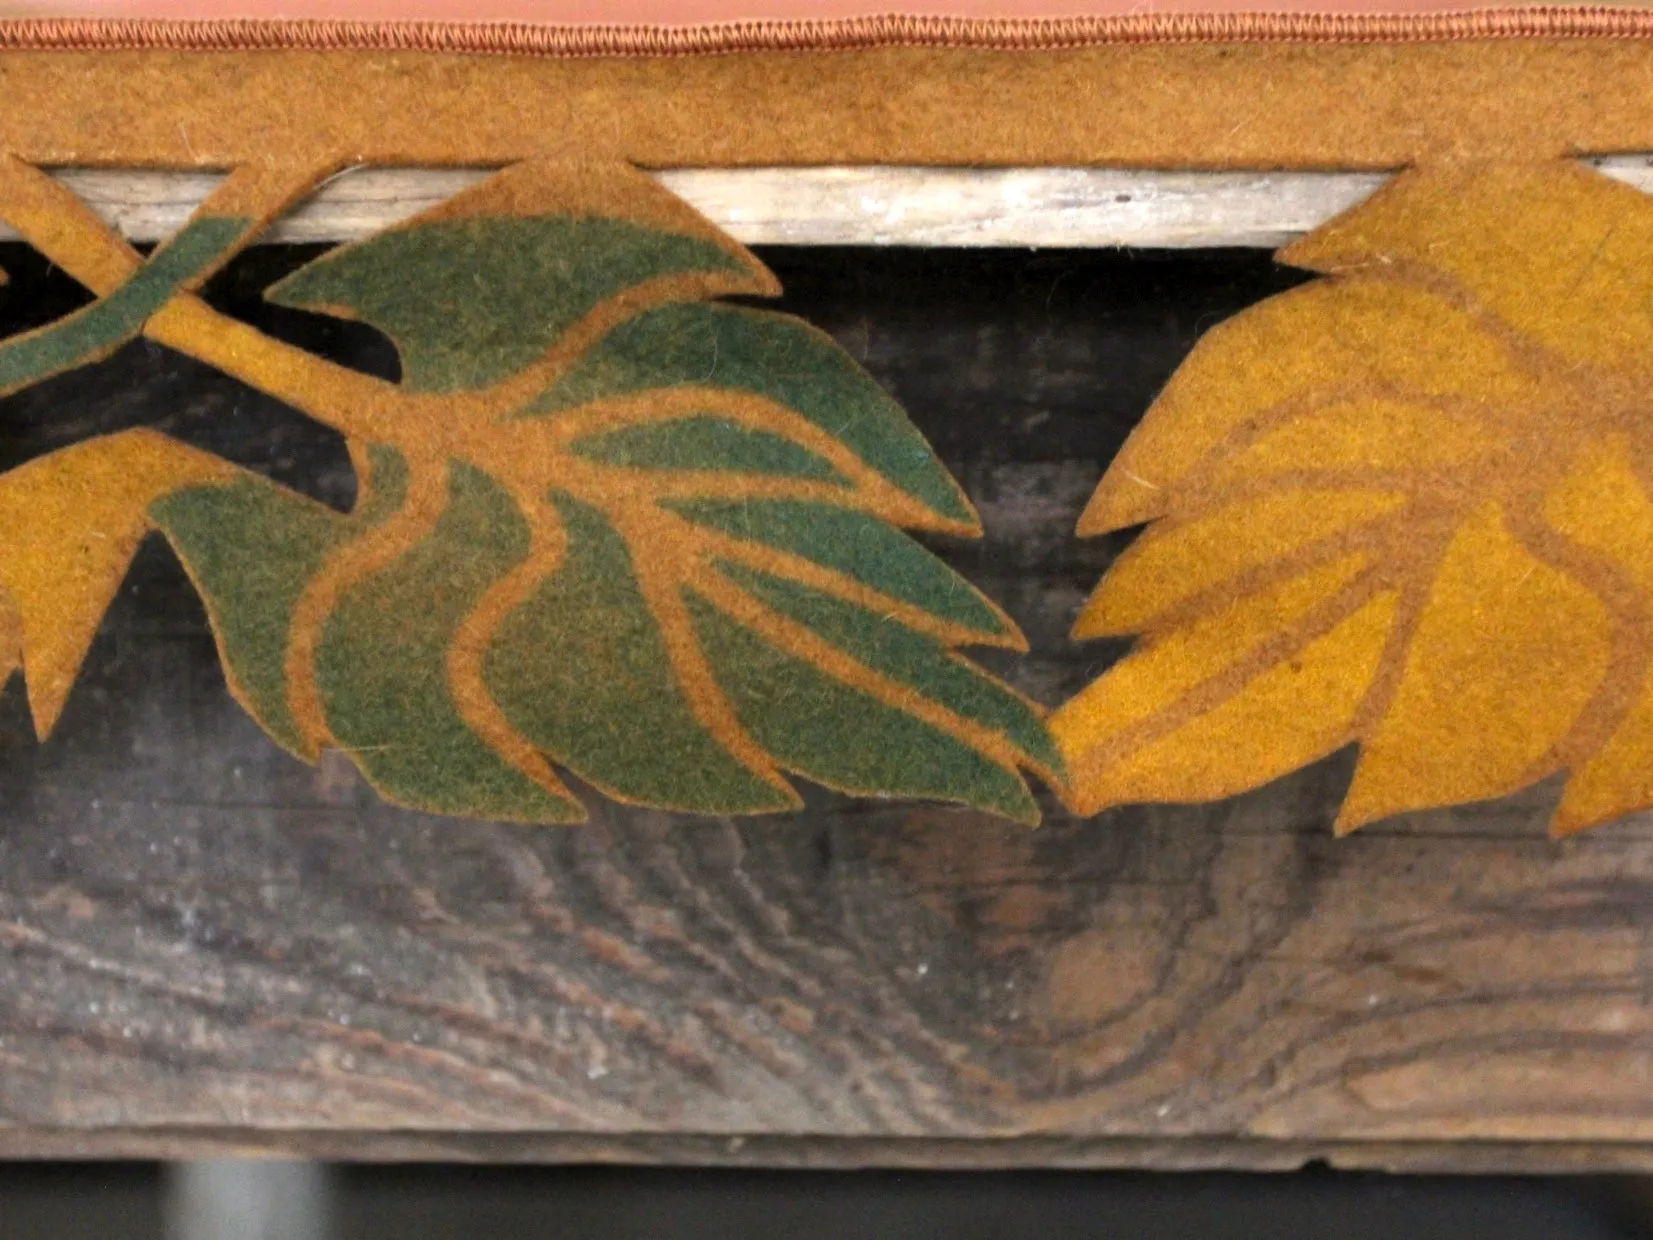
left=0, top=31, right=1651, bottom=167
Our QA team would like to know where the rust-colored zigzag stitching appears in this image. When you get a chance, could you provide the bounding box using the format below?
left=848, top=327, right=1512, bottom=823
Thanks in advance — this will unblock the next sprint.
left=4, top=10, right=1653, bottom=57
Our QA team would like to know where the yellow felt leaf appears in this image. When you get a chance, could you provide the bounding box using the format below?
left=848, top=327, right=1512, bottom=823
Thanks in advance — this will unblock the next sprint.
left=1075, top=489, right=1400, bottom=638
left=1337, top=501, right=1611, bottom=831
left=0, top=429, right=236, bottom=736
left=1079, top=279, right=1532, bottom=535
left=1060, top=159, right=1653, bottom=834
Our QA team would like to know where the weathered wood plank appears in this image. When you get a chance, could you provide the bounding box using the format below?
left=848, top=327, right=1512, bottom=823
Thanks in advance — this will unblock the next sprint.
left=1, top=245, right=1651, bottom=1170
left=10, top=155, right=1653, bottom=248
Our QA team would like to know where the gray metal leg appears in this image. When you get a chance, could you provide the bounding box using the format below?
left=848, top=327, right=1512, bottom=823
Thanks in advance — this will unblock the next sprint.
left=164, top=1161, right=333, bottom=1240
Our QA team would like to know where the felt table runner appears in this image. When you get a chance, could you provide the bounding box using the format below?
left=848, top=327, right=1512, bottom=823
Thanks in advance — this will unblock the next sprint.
left=2, top=4, right=1651, bottom=834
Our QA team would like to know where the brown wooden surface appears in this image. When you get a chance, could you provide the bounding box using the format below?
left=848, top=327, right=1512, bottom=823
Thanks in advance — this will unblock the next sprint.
left=2, top=243, right=1651, bottom=1170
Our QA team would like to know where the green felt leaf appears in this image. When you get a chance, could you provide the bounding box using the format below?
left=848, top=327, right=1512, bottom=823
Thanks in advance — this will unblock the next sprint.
left=266, top=218, right=751, bottom=393
left=670, top=497, right=1015, bottom=642
left=524, top=303, right=976, bottom=525
left=139, top=184, right=1050, bottom=825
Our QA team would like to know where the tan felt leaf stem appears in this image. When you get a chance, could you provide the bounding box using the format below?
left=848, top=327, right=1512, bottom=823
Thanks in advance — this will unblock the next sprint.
left=611, top=507, right=800, bottom=806
left=283, top=451, right=450, bottom=762
left=444, top=494, right=584, bottom=809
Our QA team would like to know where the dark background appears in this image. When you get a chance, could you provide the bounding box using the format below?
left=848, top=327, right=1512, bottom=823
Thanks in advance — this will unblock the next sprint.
left=0, top=1163, right=1651, bottom=1239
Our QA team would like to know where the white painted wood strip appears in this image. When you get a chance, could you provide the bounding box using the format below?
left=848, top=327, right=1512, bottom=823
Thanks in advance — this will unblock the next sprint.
left=4, top=157, right=1651, bottom=249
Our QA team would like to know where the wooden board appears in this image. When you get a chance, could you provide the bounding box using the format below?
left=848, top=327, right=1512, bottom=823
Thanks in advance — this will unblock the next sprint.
left=8, top=156, right=1653, bottom=248
left=1, top=243, right=1650, bottom=1172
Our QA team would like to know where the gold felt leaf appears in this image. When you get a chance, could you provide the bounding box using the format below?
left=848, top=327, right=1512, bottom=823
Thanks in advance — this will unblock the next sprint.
left=0, top=430, right=236, bottom=735
left=1052, top=160, right=1653, bottom=835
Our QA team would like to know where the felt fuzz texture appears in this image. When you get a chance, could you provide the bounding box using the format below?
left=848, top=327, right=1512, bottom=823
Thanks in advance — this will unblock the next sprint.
left=1051, top=159, right=1653, bottom=836
left=0, top=156, right=1058, bottom=825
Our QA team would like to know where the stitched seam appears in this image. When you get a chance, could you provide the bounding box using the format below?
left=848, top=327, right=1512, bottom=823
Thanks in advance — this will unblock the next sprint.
left=5, top=10, right=1653, bottom=57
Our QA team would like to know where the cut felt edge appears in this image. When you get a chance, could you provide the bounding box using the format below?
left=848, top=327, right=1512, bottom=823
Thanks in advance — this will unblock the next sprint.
left=276, top=158, right=775, bottom=297
left=760, top=320, right=976, bottom=532
left=1329, top=786, right=1618, bottom=839
left=576, top=489, right=803, bottom=814
left=480, top=489, right=801, bottom=817
left=1280, top=160, right=1641, bottom=279
left=1542, top=436, right=1653, bottom=837
left=1331, top=500, right=1611, bottom=835
left=0, top=219, right=289, bottom=414
left=298, top=461, right=588, bottom=823
left=443, top=494, right=594, bottom=823
left=1056, top=557, right=1372, bottom=764
left=1075, top=273, right=1538, bottom=543
left=149, top=442, right=416, bottom=763
left=153, top=450, right=587, bottom=825
left=174, top=159, right=344, bottom=278
left=281, top=452, right=453, bottom=763
left=0, top=189, right=261, bottom=402
left=539, top=382, right=975, bottom=536
left=0, top=588, right=20, bottom=690
left=1078, top=468, right=1171, bottom=539
left=1280, top=162, right=1653, bottom=384
left=687, top=310, right=979, bottom=533
left=1053, top=556, right=1378, bottom=812
left=715, top=559, right=1059, bottom=774
left=695, top=523, right=1026, bottom=652
left=0, top=153, right=1034, bottom=826
left=1059, top=591, right=1396, bottom=818
left=617, top=540, right=804, bottom=817
left=308, top=461, right=589, bottom=825
left=1335, top=774, right=1592, bottom=839
left=1552, top=757, right=1653, bottom=837
left=1072, top=488, right=1405, bottom=641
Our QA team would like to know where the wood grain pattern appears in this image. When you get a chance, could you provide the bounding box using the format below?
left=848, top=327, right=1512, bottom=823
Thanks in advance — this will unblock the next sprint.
left=1, top=244, right=1651, bottom=1170
left=6, top=155, right=1652, bottom=248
